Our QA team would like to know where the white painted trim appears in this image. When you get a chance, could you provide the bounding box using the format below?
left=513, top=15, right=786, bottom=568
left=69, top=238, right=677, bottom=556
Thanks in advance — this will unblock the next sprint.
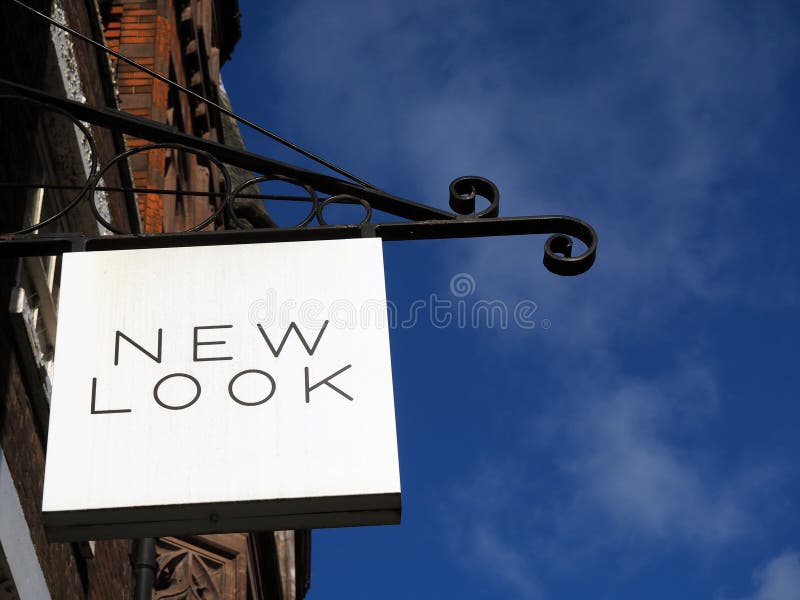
left=0, top=448, right=52, bottom=600
left=50, top=0, right=112, bottom=235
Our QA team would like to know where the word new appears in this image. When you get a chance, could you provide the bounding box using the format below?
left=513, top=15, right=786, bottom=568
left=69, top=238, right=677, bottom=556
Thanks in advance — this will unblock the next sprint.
left=89, top=320, right=352, bottom=414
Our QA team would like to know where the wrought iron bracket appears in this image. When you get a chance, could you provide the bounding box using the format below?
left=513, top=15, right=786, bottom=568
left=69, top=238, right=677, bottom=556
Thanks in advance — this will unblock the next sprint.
left=0, top=79, right=597, bottom=276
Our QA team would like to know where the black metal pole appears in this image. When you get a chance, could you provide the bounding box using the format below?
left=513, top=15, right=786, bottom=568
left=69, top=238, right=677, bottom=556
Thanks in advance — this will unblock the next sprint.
left=132, top=537, right=157, bottom=600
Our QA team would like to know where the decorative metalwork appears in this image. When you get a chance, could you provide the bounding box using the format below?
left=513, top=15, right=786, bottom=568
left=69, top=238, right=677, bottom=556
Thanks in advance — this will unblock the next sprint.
left=0, top=94, right=98, bottom=235
left=0, top=79, right=597, bottom=276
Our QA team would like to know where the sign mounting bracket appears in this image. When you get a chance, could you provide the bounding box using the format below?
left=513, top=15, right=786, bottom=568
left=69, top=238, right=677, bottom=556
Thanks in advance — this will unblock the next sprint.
left=0, top=79, right=597, bottom=276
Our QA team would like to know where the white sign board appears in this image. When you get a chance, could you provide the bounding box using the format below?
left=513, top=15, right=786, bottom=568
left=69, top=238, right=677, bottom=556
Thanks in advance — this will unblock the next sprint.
left=42, top=238, right=400, bottom=541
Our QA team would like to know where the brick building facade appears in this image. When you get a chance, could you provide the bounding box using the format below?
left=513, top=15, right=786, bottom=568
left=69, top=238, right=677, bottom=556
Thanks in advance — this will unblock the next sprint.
left=100, top=0, right=241, bottom=233
left=0, top=1, right=308, bottom=598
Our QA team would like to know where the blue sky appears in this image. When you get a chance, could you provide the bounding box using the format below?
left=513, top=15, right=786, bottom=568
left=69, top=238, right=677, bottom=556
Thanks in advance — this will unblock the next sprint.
left=222, top=1, right=800, bottom=598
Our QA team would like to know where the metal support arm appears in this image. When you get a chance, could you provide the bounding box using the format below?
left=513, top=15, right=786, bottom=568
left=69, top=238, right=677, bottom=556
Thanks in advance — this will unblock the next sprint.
left=0, top=79, right=597, bottom=276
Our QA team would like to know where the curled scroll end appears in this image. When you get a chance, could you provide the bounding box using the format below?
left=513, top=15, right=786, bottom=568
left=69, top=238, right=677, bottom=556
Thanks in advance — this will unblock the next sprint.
left=543, top=231, right=597, bottom=276
left=448, top=176, right=500, bottom=218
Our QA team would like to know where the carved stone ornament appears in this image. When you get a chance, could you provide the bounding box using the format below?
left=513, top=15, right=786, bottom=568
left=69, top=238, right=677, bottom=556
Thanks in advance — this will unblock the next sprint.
left=155, top=535, right=249, bottom=600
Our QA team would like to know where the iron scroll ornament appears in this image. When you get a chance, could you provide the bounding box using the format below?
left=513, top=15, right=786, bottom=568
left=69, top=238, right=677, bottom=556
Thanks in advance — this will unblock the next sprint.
left=0, top=94, right=99, bottom=235
left=0, top=80, right=597, bottom=276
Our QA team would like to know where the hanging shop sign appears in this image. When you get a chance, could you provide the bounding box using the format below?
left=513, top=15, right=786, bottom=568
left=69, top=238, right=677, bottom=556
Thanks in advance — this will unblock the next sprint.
left=42, top=238, right=401, bottom=541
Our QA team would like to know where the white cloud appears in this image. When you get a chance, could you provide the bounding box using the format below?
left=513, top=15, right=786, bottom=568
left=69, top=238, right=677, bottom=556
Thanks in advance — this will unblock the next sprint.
left=469, top=524, right=545, bottom=600
left=443, top=460, right=543, bottom=598
left=445, top=363, right=777, bottom=578
left=740, top=552, right=800, bottom=600
left=562, top=373, right=748, bottom=545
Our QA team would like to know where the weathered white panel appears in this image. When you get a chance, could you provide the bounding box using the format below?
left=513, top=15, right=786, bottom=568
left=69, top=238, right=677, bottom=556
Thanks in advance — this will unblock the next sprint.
left=43, top=239, right=400, bottom=540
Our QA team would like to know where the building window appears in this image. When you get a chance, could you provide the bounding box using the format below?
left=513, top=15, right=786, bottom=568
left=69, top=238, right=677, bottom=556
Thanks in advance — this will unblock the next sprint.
left=9, top=183, right=61, bottom=435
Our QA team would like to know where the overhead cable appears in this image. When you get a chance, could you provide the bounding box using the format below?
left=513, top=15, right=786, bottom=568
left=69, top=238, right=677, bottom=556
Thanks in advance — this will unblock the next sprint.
left=9, top=0, right=378, bottom=190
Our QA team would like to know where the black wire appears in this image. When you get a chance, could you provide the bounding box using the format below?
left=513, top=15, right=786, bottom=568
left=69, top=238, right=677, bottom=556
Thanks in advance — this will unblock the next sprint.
left=9, top=0, right=379, bottom=190
left=0, top=181, right=363, bottom=203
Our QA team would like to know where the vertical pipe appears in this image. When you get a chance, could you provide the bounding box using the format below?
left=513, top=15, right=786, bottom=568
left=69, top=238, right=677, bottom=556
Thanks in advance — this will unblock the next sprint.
left=133, top=537, right=157, bottom=600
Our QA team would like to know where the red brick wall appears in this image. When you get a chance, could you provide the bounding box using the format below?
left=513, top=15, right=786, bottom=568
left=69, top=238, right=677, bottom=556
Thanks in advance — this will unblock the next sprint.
left=105, top=0, right=229, bottom=234
left=106, top=1, right=169, bottom=233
